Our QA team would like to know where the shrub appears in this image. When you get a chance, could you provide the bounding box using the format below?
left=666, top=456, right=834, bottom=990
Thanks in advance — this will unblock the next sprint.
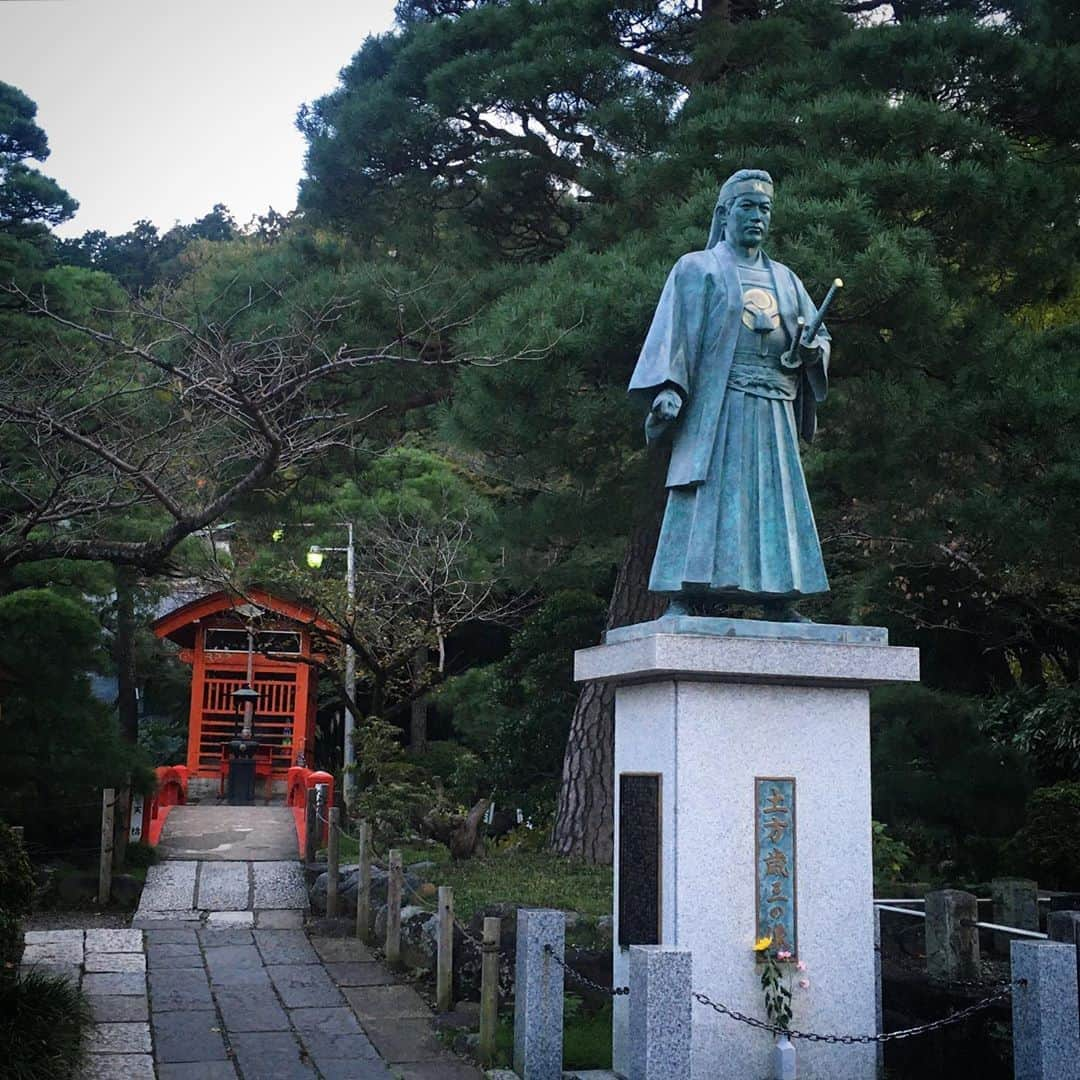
left=0, top=969, right=91, bottom=1079
left=1009, top=781, right=1080, bottom=889
left=871, top=820, right=913, bottom=889
left=0, top=823, right=34, bottom=976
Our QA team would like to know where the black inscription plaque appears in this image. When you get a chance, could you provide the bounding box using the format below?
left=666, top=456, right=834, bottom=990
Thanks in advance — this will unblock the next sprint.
left=618, top=773, right=661, bottom=947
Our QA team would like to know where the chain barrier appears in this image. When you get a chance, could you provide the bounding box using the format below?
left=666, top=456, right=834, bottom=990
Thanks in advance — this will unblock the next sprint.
left=545, top=944, right=629, bottom=997
left=692, top=982, right=1018, bottom=1044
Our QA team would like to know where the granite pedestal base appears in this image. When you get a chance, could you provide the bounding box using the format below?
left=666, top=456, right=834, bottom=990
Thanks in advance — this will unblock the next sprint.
left=575, top=624, right=919, bottom=1080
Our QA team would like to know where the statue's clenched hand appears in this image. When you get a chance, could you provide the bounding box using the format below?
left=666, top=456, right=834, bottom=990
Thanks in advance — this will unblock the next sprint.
left=651, top=388, right=683, bottom=422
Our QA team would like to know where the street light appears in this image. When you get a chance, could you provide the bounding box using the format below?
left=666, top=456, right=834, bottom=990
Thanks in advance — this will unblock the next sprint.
left=306, top=524, right=357, bottom=808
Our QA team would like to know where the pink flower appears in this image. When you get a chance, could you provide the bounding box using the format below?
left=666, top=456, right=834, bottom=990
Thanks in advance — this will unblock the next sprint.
left=798, top=979, right=810, bottom=990
left=776, top=950, right=792, bottom=961
left=796, top=961, right=807, bottom=973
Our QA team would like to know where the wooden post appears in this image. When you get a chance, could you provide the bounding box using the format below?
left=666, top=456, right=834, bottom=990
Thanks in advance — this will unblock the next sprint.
left=386, top=848, right=403, bottom=969
left=479, top=916, right=501, bottom=1066
left=327, top=806, right=340, bottom=917
left=436, top=885, right=454, bottom=1012
left=304, top=787, right=318, bottom=863
left=356, top=820, right=372, bottom=942
left=98, top=788, right=115, bottom=906
left=113, top=782, right=130, bottom=870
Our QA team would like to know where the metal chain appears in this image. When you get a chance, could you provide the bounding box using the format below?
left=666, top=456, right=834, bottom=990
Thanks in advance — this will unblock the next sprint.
left=692, top=982, right=1017, bottom=1044
left=545, top=945, right=630, bottom=997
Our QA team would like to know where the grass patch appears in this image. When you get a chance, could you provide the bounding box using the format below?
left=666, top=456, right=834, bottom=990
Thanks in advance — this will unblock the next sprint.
left=325, top=836, right=611, bottom=922
left=0, top=970, right=92, bottom=1079
left=495, top=996, right=612, bottom=1069
left=419, top=849, right=611, bottom=922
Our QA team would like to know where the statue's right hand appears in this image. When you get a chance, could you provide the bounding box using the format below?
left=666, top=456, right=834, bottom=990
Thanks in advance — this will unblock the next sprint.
left=651, top=388, right=682, bottom=423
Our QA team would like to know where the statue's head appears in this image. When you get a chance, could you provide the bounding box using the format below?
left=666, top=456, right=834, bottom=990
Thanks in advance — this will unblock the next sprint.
left=707, top=169, right=774, bottom=249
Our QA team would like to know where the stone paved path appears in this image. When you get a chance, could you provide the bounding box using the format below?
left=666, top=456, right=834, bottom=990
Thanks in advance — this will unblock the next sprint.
left=22, top=926, right=483, bottom=1079
left=157, top=805, right=300, bottom=861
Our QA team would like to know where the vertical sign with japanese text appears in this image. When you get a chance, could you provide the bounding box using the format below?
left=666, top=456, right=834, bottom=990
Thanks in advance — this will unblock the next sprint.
left=755, top=777, right=797, bottom=956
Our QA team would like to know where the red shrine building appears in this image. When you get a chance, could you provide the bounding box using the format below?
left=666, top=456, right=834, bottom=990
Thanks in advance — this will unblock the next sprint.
left=153, top=589, right=330, bottom=790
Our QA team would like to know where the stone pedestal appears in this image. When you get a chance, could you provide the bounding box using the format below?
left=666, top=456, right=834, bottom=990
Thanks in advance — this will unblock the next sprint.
left=575, top=622, right=919, bottom=1080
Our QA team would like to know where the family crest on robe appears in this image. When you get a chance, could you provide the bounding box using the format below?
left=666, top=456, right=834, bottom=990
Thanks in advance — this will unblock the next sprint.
left=630, top=237, right=831, bottom=602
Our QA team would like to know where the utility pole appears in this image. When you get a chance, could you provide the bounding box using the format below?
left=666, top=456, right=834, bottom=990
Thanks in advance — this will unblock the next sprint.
left=343, top=522, right=357, bottom=808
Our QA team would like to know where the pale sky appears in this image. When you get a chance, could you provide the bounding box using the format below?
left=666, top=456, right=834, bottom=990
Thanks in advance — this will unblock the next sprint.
left=0, top=0, right=399, bottom=237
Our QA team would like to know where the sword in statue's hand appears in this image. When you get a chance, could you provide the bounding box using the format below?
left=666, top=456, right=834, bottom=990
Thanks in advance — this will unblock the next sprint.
left=781, top=277, right=842, bottom=369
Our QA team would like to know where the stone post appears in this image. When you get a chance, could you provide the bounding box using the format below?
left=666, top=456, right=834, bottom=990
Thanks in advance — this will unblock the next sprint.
left=1048, top=910, right=1080, bottom=943
left=992, top=878, right=1039, bottom=953
left=1012, top=941, right=1080, bottom=1080
left=514, top=908, right=564, bottom=1080
left=628, top=945, right=691, bottom=1080
left=925, top=889, right=979, bottom=984
left=874, top=905, right=884, bottom=1079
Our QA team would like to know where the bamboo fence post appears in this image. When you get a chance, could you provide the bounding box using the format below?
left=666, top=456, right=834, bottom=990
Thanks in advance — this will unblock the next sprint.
left=386, top=848, right=403, bottom=969
left=98, top=788, right=115, bottom=906
left=327, top=806, right=340, bottom=917
left=356, top=820, right=372, bottom=942
left=478, top=916, right=501, bottom=1066
left=436, top=885, right=454, bottom=1012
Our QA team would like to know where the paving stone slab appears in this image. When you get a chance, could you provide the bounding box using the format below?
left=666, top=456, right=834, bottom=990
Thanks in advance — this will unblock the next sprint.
left=257, top=908, right=306, bottom=929
left=360, top=1017, right=453, bottom=1062
left=228, top=1032, right=317, bottom=1079
left=266, top=962, right=343, bottom=1008
left=80, top=1052, right=155, bottom=1079
left=83, top=972, right=146, bottom=996
left=149, top=968, right=214, bottom=1010
left=325, top=961, right=397, bottom=986
left=199, top=927, right=255, bottom=947
left=311, top=937, right=376, bottom=963
left=156, top=1064, right=239, bottom=1080
left=206, top=910, right=255, bottom=927
left=23, top=929, right=83, bottom=946
left=313, top=1058, right=394, bottom=1080
left=148, top=947, right=204, bottom=970
left=138, top=861, right=198, bottom=913
left=252, top=861, right=310, bottom=909
left=289, top=1006, right=364, bottom=1034
left=299, top=1030, right=383, bottom=1062
left=213, top=986, right=291, bottom=1032
left=255, top=929, right=319, bottom=964
left=145, top=928, right=199, bottom=945
left=207, top=958, right=273, bottom=989
left=86, top=1021, right=153, bottom=1054
left=196, top=861, right=250, bottom=910
left=345, top=984, right=433, bottom=1020
left=85, top=952, right=146, bottom=973
left=152, top=1008, right=228, bottom=1063
left=133, top=912, right=202, bottom=928
left=204, top=943, right=263, bottom=971
left=22, top=940, right=83, bottom=965
left=87, top=994, right=150, bottom=1023
left=85, top=929, right=143, bottom=953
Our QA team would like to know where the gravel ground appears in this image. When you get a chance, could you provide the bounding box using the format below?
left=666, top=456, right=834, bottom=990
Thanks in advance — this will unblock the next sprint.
left=25, top=910, right=133, bottom=931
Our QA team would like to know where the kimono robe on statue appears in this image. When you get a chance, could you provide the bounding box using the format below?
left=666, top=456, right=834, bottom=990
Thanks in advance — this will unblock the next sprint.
left=629, top=241, right=830, bottom=600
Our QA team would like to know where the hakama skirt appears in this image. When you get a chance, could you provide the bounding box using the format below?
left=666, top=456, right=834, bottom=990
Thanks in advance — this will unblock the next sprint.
left=649, top=388, right=828, bottom=599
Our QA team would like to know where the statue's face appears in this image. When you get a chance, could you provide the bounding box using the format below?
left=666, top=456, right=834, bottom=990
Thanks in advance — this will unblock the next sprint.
left=725, top=193, right=772, bottom=248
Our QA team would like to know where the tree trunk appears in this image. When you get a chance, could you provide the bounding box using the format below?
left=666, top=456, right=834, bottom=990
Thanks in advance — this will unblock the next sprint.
left=409, top=647, right=429, bottom=754
left=115, top=565, right=139, bottom=744
left=551, top=466, right=668, bottom=863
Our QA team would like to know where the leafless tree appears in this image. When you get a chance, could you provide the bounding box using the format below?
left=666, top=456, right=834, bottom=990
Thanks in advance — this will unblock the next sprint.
left=0, top=275, right=564, bottom=571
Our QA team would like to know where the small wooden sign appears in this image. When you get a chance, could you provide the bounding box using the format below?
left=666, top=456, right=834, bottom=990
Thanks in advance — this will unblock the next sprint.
left=619, top=773, right=661, bottom=948
left=755, top=777, right=797, bottom=957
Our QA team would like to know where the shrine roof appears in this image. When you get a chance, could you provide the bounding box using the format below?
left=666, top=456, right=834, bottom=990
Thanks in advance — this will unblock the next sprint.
left=151, top=587, right=335, bottom=647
